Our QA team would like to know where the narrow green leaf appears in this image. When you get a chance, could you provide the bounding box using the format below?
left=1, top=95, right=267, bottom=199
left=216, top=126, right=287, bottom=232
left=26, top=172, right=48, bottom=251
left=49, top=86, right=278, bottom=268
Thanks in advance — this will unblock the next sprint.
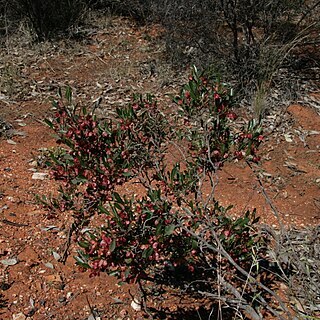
left=109, top=270, right=120, bottom=277
left=57, top=87, right=62, bottom=99
left=113, top=192, right=124, bottom=204
left=109, top=239, right=116, bottom=252
left=142, top=247, right=153, bottom=259
left=65, top=86, right=72, bottom=104
left=98, top=205, right=109, bottom=214
left=78, top=241, right=90, bottom=249
left=74, top=256, right=89, bottom=268
left=156, top=223, right=163, bottom=236
left=43, top=118, right=54, bottom=129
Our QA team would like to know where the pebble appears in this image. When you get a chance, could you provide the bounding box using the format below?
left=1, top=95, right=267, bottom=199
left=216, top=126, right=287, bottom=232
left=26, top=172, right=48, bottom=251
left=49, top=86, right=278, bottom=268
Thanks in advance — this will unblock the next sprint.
left=130, top=298, right=142, bottom=311
left=28, top=160, right=38, bottom=167
left=31, top=172, right=48, bottom=180
left=12, top=313, right=26, bottom=320
left=44, top=262, right=54, bottom=269
left=0, top=258, right=18, bottom=266
left=7, top=139, right=17, bottom=145
left=88, top=315, right=101, bottom=320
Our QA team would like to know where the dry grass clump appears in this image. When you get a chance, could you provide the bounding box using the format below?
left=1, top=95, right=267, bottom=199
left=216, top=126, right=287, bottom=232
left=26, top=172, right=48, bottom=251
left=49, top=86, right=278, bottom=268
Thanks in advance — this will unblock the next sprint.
left=272, top=226, right=320, bottom=318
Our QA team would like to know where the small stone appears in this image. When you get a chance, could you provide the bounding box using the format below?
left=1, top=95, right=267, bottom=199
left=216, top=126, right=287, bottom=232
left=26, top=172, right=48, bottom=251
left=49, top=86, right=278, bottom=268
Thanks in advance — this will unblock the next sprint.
left=12, top=313, right=26, bottom=320
left=131, top=298, right=142, bottom=311
left=31, top=172, right=48, bottom=180
left=52, top=251, right=60, bottom=261
left=7, top=139, right=17, bottom=145
left=0, top=205, right=8, bottom=213
left=88, top=315, right=101, bottom=320
left=29, top=161, right=38, bottom=167
left=0, top=258, right=18, bottom=266
left=44, top=262, right=54, bottom=269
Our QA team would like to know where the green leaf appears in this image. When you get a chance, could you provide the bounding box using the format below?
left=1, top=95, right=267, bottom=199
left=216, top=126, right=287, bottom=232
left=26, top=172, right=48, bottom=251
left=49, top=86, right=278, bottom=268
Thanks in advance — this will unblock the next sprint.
left=63, top=154, right=74, bottom=161
left=114, top=202, right=122, bottom=211
left=124, top=268, right=131, bottom=279
left=113, top=192, right=124, bottom=204
left=98, top=205, right=109, bottom=214
left=109, top=270, right=120, bottom=277
left=65, top=86, right=72, bottom=104
left=164, top=224, right=175, bottom=236
left=191, top=239, right=198, bottom=249
left=71, top=176, right=88, bottom=185
left=78, top=241, right=90, bottom=249
left=109, top=239, right=116, bottom=252
left=43, top=118, right=54, bottom=129
left=74, top=256, right=89, bottom=269
left=122, top=171, right=132, bottom=177
left=142, top=247, right=154, bottom=259
left=253, top=216, right=260, bottom=224
left=57, top=87, right=62, bottom=99
left=156, top=223, right=163, bottom=236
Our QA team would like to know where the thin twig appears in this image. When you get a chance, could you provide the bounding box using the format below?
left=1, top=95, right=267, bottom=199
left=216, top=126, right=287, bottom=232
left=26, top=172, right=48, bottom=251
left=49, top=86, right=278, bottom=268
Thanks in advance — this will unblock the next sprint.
left=58, top=222, right=76, bottom=264
left=182, top=224, right=293, bottom=319
left=246, top=160, right=284, bottom=232
left=85, top=295, right=97, bottom=320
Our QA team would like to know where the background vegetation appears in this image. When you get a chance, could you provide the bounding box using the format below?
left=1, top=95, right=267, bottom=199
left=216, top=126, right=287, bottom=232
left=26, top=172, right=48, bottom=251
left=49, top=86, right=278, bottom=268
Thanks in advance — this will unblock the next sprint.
left=1, top=0, right=319, bottom=112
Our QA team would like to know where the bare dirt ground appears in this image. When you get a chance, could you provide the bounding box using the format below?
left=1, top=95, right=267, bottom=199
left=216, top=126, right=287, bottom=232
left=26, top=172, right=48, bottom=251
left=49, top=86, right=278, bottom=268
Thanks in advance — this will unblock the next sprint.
left=0, top=16, right=319, bottom=319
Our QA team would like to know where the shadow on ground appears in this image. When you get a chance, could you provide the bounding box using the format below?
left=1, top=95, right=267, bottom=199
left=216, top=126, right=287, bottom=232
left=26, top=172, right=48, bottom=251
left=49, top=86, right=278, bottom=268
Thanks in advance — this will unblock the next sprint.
left=0, top=293, right=8, bottom=314
left=149, top=304, right=244, bottom=320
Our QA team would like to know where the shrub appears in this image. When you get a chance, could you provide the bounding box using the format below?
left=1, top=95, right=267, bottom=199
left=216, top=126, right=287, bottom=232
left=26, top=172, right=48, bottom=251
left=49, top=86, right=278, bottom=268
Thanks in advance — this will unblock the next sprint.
left=149, top=0, right=320, bottom=100
left=10, top=0, right=88, bottom=40
left=89, top=0, right=153, bottom=23
left=42, top=67, right=288, bottom=317
left=0, top=0, right=21, bottom=39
